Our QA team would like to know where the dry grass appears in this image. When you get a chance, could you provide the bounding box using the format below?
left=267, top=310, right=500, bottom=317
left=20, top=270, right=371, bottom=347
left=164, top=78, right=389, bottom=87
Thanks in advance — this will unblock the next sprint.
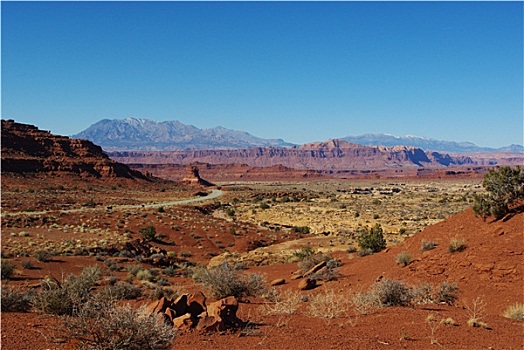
left=307, top=288, right=351, bottom=319
left=503, top=303, right=524, bottom=321
left=261, top=289, right=302, bottom=316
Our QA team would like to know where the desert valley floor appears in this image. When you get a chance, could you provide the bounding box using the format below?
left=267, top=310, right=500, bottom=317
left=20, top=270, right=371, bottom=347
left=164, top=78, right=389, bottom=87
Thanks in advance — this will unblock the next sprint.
left=1, top=171, right=523, bottom=350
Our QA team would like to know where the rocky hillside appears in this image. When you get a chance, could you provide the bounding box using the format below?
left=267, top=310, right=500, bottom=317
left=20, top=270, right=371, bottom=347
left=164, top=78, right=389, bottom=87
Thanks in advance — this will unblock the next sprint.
left=1, top=119, right=147, bottom=179
left=342, top=133, right=524, bottom=154
left=73, top=117, right=293, bottom=151
left=109, top=139, right=479, bottom=171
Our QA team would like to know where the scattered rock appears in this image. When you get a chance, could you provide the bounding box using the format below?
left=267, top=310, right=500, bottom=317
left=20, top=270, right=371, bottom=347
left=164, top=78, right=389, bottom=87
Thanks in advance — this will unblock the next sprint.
left=270, top=278, right=286, bottom=286
left=298, top=278, right=317, bottom=291
left=303, top=261, right=327, bottom=277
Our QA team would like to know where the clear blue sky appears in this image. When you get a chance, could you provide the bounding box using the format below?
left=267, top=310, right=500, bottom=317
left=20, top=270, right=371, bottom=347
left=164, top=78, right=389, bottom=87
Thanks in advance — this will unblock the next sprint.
left=2, top=1, right=523, bottom=147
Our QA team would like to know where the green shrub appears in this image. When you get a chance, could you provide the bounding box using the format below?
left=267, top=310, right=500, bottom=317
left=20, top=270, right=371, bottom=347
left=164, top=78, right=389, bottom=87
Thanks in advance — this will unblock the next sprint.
left=292, top=226, right=310, bottom=234
left=1, top=260, right=16, bottom=280
left=34, top=250, right=52, bottom=262
left=1, top=286, right=31, bottom=312
left=473, top=166, right=524, bottom=220
left=97, top=282, right=143, bottom=300
left=357, top=224, right=386, bottom=253
left=139, top=226, right=157, bottom=241
left=194, top=262, right=267, bottom=299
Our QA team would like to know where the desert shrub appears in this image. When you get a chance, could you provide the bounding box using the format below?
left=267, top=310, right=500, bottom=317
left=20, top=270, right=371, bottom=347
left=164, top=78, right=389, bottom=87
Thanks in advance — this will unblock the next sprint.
left=292, top=226, right=310, bottom=234
left=396, top=252, right=412, bottom=267
left=136, top=269, right=154, bottom=282
left=308, top=259, right=341, bottom=282
left=503, top=303, right=524, bottom=321
left=65, top=298, right=174, bottom=350
left=375, top=279, right=413, bottom=307
left=436, top=282, right=459, bottom=305
left=34, top=250, right=52, bottom=262
left=346, top=246, right=357, bottom=253
left=261, top=289, right=302, bottom=315
left=307, top=289, right=350, bottom=319
left=421, top=240, right=438, bottom=251
left=1, top=260, right=16, bottom=280
left=139, top=226, right=157, bottom=241
left=411, top=283, right=433, bottom=305
left=97, top=282, right=143, bottom=300
left=357, top=248, right=373, bottom=257
left=21, top=260, right=33, bottom=269
left=32, top=266, right=101, bottom=316
left=473, top=166, right=524, bottom=220
left=126, top=264, right=144, bottom=276
left=448, top=238, right=466, bottom=253
left=194, top=262, right=267, bottom=299
left=1, top=286, right=31, bottom=312
left=260, top=203, right=270, bottom=210
left=357, top=224, right=386, bottom=253
left=157, top=206, right=165, bottom=213
left=291, top=246, right=315, bottom=261
left=465, top=297, right=488, bottom=328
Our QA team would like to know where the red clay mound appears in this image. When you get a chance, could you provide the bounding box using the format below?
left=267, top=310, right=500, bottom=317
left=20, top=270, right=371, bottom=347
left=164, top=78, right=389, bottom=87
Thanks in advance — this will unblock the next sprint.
left=340, top=208, right=523, bottom=316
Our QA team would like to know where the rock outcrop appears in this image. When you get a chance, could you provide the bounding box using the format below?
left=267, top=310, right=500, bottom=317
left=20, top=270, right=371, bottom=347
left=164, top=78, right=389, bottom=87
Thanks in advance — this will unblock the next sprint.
left=179, top=165, right=214, bottom=187
left=146, top=293, right=245, bottom=333
left=1, top=119, right=147, bottom=179
left=108, top=139, right=489, bottom=172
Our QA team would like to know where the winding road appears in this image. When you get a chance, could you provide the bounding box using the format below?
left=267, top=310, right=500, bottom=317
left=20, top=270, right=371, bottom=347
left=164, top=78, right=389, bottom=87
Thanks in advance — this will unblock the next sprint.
left=1, top=189, right=223, bottom=217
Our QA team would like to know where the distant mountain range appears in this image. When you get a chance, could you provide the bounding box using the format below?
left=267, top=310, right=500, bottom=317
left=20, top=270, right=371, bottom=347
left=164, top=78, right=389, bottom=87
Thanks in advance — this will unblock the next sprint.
left=73, top=118, right=293, bottom=151
left=341, top=134, right=523, bottom=154
left=73, top=118, right=523, bottom=154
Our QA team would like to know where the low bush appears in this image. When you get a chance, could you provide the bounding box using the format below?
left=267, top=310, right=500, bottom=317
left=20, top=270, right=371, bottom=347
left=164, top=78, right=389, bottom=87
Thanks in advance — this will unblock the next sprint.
left=194, top=262, right=267, bottom=299
left=1, top=260, right=15, bottom=280
left=421, top=240, right=438, bottom=251
left=448, top=238, right=466, bottom=253
left=436, top=282, right=459, bottom=305
left=357, top=224, right=386, bottom=253
left=261, top=289, right=302, bottom=316
left=34, top=250, right=52, bottom=262
left=139, top=226, right=157, bottom=241
left=65, top=298, right=174, bottom=350
left=307, top=289, right=350, bottom=319
left=503, top=303, right=524, bottom=321
left=375, top=279, right=413, bottom=307
left=97, top=282, right=143, bottom=300
left=32, top=266, right=101, bottom=316
left=1, top=286, right=31, bottom=312
left=396, top=252, right=412, bottom=267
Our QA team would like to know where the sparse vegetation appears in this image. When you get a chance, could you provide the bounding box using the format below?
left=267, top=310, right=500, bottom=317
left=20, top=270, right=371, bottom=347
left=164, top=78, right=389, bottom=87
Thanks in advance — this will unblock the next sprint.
left=65, top=298, right=175, bottom=350
left=262, top=289, right=302, bottom=315
left=448, top=238, right=466, bottom=253
left=1, top=260, right=16, bottom=280
left=193, top=262, right=267, bottom=299
left=396, top=252, right=412, bottom=267
left=436, top=282, right=459, bottom=305
left=473, top=166, right=524, bottom=220
left=32, top=266, right=101, bottom=316
left=421, top=240, right=438, bottom=251
left=503, top=303, right=524, bottom=321
left=139, top=225, right=157, bottom=241
left=34, top=250, right=52, bottom=262
left=307, top=288, right=350, bottom=319
left=1, top=286, right=31, bottom=312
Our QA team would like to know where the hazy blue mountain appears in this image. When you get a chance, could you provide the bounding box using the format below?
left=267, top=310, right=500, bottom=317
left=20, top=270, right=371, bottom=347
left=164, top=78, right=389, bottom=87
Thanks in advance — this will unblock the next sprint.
left=73, top=118, right=294, bottom=151
left=341, top=133, right=523, bottom=154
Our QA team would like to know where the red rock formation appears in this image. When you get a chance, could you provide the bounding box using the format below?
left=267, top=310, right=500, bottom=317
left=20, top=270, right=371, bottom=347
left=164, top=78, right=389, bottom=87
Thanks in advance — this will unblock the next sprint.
left=1, top=119, right=147, bottom=179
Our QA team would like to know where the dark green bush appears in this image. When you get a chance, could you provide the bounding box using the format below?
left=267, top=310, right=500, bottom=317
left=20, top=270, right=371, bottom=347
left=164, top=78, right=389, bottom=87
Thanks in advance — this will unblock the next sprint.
left=1, top=260, right=15, bottom=280
left=139, top=226, right=157, bottom=241
left=473, top=166, right=524, bottom=220
left=357, top=224, right=387, bottom=253
left=1, top=286, right=31, bottom=312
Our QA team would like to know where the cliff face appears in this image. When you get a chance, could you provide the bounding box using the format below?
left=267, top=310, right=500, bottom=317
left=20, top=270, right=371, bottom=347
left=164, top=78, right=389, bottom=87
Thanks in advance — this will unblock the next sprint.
left=108, top=139, right=478, bottom=171
left=1, top=119, right=147, bottom=179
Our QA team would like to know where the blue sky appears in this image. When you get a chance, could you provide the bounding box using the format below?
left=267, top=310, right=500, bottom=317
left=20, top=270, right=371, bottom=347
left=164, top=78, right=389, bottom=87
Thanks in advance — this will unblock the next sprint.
left=2, top=1, right=522, bottom=147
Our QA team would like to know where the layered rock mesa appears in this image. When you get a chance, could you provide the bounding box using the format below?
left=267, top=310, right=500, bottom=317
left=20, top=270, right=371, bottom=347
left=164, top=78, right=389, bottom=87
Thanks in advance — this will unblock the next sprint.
left=109, top=139, right=480, bottom=171
left=1, top=119, right=147, bottom=179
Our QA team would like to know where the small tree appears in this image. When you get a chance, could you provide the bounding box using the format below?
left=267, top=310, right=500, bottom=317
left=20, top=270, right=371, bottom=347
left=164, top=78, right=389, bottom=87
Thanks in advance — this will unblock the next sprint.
left=357, top=224, right=387, bottom=253
left=473, top=166, right=524, bottom=220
